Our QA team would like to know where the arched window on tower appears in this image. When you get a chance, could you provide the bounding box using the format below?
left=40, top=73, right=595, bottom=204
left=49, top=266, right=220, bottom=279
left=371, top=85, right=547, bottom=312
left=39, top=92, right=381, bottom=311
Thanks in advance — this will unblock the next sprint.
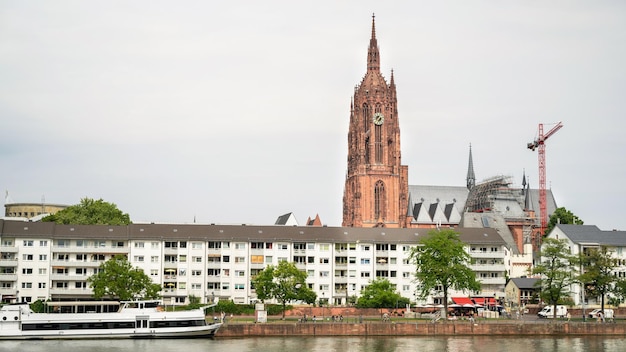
left=374, top=181, right=385, bottom=221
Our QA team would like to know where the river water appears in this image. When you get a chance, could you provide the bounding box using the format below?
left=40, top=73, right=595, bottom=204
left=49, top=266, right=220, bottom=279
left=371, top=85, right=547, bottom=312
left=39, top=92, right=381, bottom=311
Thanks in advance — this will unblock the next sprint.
left=1, top=336, right=624, bottom=352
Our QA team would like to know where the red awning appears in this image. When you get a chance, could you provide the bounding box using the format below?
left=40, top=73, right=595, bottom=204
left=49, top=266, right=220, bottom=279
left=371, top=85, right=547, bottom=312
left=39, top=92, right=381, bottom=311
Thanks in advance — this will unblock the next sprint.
left=452, top=297, right=474, bottom=305
left=473, top=297, right=496, bottom=305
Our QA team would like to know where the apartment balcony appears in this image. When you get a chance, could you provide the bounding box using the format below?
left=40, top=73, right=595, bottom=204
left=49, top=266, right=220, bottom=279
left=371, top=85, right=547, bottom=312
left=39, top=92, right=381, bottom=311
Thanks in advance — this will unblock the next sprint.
left=0, top=288, right=18, bottom=296
left=0, top=259, right=18, bottom=267
left=52, top=260, right=99, bottom=268
left=164, top=247, right=180, bottom=255
left=0, top=273, right=17, bottom=281
left=52, top=246, right=127, bottom=254
left=0, top=246, right=18, bottom=253
left=470, top=264, right=504, bottom=272
left=163, top=275, right=178, bottom=282
left=469, top=251, right=505, bottom=259
left=334, top=289, right=348, bottom=297
left=163, top=262, right=179, bottom=269
left=334, top=276, right=348, bottom=284
left=477, top=277, right=506, bottom=285
left=50, top=274, right=89, bottom=281
left=51, top=260, right=99, bottom=267
left=49, top=287, right=92, bottom=296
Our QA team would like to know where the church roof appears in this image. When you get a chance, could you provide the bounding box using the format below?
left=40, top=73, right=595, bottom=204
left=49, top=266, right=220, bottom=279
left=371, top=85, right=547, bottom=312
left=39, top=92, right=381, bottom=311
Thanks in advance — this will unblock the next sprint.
left=407, top=185, right=469, bottom=224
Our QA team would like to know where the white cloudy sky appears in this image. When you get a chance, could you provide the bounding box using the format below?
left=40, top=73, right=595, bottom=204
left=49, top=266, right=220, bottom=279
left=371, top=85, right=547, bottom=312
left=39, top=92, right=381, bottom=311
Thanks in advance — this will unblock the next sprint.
left=1, top=1, right=625, bottom=230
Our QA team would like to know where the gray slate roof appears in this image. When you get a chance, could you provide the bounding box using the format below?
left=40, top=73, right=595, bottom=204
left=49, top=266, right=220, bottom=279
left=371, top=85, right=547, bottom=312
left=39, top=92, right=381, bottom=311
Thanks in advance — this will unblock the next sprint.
left=509, top=277, right=539, bottom=289
left=556, top=224, right=626, bottom=246
left=0, top=219, right=507, bottom=246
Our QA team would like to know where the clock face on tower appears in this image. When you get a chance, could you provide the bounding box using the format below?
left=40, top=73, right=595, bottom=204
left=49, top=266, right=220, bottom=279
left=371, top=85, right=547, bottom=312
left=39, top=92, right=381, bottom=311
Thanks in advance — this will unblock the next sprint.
left=373, top=112, right=384, bottom=125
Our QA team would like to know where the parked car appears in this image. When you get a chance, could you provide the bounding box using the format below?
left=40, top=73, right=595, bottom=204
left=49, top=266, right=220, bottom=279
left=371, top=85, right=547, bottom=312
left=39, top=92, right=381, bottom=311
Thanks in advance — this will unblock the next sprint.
left=589, top=309, right=614, bottom=319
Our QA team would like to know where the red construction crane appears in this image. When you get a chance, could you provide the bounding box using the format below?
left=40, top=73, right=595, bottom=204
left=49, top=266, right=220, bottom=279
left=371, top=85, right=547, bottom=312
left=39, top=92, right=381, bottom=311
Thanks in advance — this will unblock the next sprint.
left=527, top=122, right=563, bottom=237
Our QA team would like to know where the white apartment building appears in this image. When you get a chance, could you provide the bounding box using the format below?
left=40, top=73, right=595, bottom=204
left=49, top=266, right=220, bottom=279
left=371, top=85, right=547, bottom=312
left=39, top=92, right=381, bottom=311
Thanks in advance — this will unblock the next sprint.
left=546, top=224, right=626, bottom=306
left=0, top=220, right=508, bottom=306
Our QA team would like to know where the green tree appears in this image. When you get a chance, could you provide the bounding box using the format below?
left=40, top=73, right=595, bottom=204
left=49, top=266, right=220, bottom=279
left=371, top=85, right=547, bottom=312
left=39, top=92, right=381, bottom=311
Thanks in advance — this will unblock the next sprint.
left=546, top=207, right=583, bottom=234
left=409, top=229, right=481, bottom=319
left=251, top=261, right=316, bottom=319
left=613, top=279, right=626, bottom=306
left=576, top=246, right=618, bottom=312
left=532, top=238, right=576, bottom=318
left=88, top=255, right=161, bottom=300
left=42, top=198, right=131, bottom=225
left=356, top=277, right=409, bottom=308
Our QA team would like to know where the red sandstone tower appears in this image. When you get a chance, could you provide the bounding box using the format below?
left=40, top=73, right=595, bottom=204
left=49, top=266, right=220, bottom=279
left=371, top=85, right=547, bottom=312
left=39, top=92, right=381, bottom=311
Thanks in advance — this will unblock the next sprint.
left=342, top=15, right=409, bottom=228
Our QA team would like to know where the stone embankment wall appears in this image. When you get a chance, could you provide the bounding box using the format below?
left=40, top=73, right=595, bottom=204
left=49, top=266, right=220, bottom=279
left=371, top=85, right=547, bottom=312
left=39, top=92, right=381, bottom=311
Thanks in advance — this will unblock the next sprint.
left=216, top=322, right=626, bottom=337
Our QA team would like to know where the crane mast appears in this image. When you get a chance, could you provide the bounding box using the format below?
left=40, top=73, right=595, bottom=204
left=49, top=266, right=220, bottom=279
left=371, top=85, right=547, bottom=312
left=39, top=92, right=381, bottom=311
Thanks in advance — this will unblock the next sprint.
left=527, top=122, right=563, bottom=237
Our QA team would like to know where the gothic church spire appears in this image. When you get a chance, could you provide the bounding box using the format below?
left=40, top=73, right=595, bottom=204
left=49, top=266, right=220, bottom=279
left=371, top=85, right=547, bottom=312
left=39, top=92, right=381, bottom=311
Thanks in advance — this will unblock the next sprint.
left=367, top=13, right=380, bottom=73
left=466, top=144, right=476, bottom=190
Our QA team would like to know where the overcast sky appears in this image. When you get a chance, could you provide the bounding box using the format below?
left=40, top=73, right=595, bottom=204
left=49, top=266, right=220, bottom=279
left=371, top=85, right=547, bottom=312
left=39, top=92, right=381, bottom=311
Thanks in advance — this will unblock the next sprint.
left=1, top=1, right=625, bottom=230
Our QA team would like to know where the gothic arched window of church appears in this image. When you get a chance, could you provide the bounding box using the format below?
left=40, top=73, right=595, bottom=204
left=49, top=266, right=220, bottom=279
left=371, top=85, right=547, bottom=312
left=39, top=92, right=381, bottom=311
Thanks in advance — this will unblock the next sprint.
left=374, top=180, right=385, bottom=220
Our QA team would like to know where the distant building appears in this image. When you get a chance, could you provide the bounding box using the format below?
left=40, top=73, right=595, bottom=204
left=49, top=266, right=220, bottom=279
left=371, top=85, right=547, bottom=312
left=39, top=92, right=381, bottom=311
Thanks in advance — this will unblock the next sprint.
left=0, top=219, right=508, bottom=305
left=340, top=16, right=557, bottom=257
left=505, top=277, right=540, bottom=308
left=4, top=202, right=67, bottom=219
left=274, top=213, right=298, bottom=226
left=546, top=224, right=626, bottom=306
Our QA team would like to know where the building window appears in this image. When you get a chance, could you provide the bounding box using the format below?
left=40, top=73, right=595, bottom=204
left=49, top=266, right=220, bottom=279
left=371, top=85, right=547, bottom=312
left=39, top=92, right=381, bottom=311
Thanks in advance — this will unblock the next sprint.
left=22, top=254, right=33, bottom=261
left=151, top=256, right=159, bottom=263
left=38, top=282, right=46, bottom=289
left=23, top=240, right=33, bottom=247
left=319, top=244, right=330, bottom=251
left=193, top=256, right=202, bottom=263
left=135, top=242, right=145, bottom=248
left=251, top=255, right=264, bottom=264
left=361, top=258, right=370, bottom=264
left=21, top=282, right=33, bottom=289
left=374, top=181, right=385, bottom=220
left=39, top=240, right=48, bottom=247
left=235, top=243, right=247, bottom=250
left=235, top=257, right=245, bottom=263
left=38, top=268, right=47, bottom=275
left=192, top=242, right=203, bottom=249
left=39, top=254, right=47, bottom=261
left=235, top=270, right=245, bottom=277
left=361, top=272, right=370, bottom=278
left=134, top=256, right=144, bottom=262
left=22, top=268, right=33, bottom=275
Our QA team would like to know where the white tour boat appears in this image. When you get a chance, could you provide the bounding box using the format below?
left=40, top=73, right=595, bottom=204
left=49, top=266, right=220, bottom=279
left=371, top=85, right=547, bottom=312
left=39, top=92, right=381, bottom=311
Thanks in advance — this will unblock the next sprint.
left=0, top=300, right=221, bottom=339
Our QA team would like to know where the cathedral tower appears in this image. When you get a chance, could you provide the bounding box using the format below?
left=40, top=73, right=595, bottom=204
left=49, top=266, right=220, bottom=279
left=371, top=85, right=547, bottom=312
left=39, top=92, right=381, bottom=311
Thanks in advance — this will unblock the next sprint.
left=342, top=15, right=409, bottom=228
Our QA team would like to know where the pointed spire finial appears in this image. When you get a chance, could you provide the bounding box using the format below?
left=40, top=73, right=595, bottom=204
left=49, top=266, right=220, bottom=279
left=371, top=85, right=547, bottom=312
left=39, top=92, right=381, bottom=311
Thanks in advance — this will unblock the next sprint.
left=466, top=143, right=476, bottom=190
left=367, top=14, right=380, bottom=72
left=371, top=13, right=376, bottom=40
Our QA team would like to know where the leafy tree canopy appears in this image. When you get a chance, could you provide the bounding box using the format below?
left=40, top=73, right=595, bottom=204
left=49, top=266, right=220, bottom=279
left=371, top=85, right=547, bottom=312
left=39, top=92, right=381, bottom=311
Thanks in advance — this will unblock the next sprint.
left=251, top=261, right=316, bottom=318
left=87, top=255, right=161, bottom=300
left=547, top=207, right=583, bottom=234
left=575, top=246, right=618, bottom=311
left=532, top=238, right=576, bottom=317
left=410, top=229, right=481, bottom=317
left=42, top=197, right=131, bottom=225
left=356, top=278, right=409, bottom=308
